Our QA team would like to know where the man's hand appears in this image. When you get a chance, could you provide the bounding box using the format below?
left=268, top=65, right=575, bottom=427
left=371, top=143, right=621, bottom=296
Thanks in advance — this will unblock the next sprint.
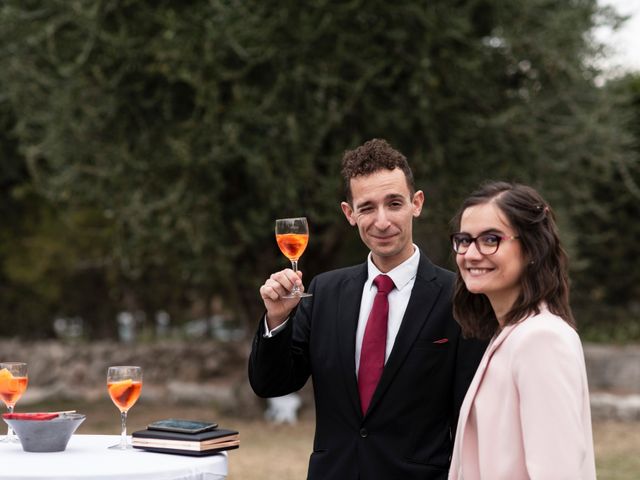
left=259, top=269, right=306, bottom=329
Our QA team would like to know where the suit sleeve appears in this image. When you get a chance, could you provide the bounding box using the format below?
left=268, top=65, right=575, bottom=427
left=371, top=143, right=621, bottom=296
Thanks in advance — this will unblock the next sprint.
left=511, top=327, right=591, bottom=479
left=247, top=279, right=315, bottom=398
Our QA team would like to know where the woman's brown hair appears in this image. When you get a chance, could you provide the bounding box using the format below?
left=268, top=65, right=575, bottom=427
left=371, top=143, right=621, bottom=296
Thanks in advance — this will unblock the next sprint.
left=451, top=181, right=575, bottom=340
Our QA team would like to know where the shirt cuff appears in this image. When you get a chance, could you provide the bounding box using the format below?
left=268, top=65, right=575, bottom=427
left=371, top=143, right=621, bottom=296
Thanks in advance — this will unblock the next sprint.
left=263, top=315, right=289, bottom=338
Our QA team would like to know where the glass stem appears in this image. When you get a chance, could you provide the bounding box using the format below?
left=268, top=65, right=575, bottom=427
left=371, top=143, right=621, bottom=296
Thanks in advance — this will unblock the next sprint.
left=290, top=260, right=300, bottom=293
left=6, top=405, right=14, bottom=439
left=120, top=411, right=128, bottom=447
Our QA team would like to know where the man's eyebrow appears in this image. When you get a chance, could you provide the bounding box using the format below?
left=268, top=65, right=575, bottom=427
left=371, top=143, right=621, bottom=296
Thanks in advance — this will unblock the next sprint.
left=354, top=200, right=373, bottom=210
left=354, top=193, right=407, bottom=209
left=385, top=193, right=406, bottom=201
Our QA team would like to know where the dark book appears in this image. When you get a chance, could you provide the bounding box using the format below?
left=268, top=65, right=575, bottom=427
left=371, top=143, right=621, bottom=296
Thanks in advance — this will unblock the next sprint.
left=132, top=426, right=239, bottom=454
left=132, top=444, right=239, bottom=456
left=147, top=418, right=218, bottom=434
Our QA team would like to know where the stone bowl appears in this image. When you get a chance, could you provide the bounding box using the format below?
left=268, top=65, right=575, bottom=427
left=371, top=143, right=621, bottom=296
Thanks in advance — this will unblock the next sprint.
left=3, top=414, right=86, bottom=452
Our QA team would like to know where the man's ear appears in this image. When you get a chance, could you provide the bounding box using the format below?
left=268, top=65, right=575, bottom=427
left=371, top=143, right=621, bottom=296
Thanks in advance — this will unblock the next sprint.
left=341, top=201, right=357, bottom=226
left=412, top=190, right=425, bottom=218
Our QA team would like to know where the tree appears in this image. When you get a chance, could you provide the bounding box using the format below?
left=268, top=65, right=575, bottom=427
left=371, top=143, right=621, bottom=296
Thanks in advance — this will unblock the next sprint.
left=0, top=0, right=635, bottom=336
left=570, top=73, right=640, bottom=339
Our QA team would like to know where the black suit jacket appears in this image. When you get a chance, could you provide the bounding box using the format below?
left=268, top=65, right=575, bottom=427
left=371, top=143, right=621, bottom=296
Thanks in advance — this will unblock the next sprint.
left=249, top=252, right=486, bottom=480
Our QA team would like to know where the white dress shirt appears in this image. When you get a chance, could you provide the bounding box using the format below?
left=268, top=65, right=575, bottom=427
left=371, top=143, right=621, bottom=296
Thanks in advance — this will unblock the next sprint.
left=355, top=245, right=419, bottom=375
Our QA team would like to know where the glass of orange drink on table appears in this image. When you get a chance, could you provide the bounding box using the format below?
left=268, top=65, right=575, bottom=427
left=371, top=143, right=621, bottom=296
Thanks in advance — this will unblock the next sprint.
left=107, top=365, right=142, bottom=450
left=275, top=217, right=312, bottom=298
left=0, top=362, right=29, bottom=443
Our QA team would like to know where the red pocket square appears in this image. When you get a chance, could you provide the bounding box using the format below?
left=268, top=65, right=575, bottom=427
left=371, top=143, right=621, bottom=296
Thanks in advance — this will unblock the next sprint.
left=432, top=338, right=449, bottom=344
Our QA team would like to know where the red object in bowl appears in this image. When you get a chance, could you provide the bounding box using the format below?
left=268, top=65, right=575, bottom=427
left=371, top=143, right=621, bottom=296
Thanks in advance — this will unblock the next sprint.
left=2, top=413, right=59, bottom=421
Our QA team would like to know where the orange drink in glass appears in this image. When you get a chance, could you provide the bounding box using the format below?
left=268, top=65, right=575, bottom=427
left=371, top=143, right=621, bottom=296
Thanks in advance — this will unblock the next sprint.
left=0, top=362, right=28, bottom=443
left=275, top=217, right=312, bottom=298
left=107, top=366, right=142, bottom=449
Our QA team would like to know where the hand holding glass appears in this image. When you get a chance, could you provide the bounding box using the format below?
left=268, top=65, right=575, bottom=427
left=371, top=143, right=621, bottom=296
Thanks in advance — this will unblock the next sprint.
left=275, top=217, right=312, bottom=298
left=0, top=362, right=28, bottom=443
left=107, top=366, right=142, bottom=450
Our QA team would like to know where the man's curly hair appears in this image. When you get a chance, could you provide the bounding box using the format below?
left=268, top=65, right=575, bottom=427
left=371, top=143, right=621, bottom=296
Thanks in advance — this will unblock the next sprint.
left=341, top=138, right=415, bottom=203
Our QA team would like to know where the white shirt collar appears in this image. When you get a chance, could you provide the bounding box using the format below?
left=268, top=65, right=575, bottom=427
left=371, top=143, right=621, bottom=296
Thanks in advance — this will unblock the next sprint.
left=366, top=244, right=420, bottom=292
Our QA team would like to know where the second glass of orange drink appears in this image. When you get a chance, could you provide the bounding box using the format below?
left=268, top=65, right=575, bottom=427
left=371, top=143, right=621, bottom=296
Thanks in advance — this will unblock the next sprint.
left=107, top=365, right=142, bottom=449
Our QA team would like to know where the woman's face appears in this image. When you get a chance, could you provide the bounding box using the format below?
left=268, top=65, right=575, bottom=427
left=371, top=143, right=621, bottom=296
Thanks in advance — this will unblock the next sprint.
left=456, top=202, right=526, bottom=317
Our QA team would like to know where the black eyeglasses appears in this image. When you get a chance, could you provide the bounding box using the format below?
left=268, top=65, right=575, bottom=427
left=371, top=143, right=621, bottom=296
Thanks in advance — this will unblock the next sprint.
left=450, top=233, right=519, bottom=255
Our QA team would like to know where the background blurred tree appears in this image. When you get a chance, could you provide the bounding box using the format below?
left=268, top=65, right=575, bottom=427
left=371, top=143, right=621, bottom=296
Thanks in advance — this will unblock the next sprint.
left=0, top=101, right=52, bottom=337
left=571, top=72, right=640, bottom=340
left=0, top=0, right=637, bottom=338
left=0, top=101, right=119, bottom=338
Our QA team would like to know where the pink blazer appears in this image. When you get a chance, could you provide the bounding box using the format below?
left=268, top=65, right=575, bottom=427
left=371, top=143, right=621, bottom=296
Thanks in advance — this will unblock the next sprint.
left=449, top=306, right=596, bottom=480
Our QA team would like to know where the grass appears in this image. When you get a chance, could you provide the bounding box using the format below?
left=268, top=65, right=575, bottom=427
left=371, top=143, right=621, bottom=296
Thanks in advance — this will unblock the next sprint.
left=20, top=400, right=640, bottom=479
left=593, top=421, right=640, bottom=480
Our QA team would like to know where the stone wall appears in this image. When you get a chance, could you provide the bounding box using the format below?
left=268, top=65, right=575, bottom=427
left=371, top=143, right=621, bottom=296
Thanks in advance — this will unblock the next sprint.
left=2, top=340, right=639, bottom=420
left=583, top=343, right=640, bottom=421
left=0, top=339, right=262, bottom=417
left=583, top=343, right=640, bottom=394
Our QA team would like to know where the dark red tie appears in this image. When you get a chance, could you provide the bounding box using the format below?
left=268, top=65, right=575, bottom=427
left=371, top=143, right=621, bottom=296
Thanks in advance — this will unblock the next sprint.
left=358, top=274, right=395, bottom=414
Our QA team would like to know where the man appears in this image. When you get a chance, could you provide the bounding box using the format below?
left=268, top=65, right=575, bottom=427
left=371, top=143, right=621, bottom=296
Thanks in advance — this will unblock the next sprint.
left=249, top=139, right=486, bottom=479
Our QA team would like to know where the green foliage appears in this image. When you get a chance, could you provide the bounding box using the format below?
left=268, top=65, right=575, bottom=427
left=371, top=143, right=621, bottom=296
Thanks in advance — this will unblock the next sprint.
left=0, top=0, right=637, bottom=338
left=570, top=73, right=640, bottom=339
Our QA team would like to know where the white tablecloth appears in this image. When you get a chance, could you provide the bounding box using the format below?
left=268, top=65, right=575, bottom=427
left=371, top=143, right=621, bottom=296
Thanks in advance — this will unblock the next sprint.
left=0, top=435, right=228, bottom=480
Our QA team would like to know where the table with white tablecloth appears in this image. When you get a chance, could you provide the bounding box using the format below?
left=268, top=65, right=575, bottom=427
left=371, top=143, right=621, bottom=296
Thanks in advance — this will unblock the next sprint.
left=0, top=435, right=228, bottom=480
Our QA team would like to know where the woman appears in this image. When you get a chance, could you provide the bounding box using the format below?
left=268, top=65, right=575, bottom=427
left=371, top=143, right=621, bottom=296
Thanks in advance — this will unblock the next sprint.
left=448, top=181, right=596, bottom=480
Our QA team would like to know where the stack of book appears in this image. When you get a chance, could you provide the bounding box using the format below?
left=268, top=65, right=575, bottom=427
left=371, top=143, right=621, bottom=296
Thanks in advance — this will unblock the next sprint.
left=132, top=419, right=239, bottom=456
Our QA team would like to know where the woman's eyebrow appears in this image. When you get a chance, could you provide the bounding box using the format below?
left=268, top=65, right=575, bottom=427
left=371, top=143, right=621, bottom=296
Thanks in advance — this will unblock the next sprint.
left=479, top=228, right=507, bottom=235
left=458, top=228, right=507, bottom=235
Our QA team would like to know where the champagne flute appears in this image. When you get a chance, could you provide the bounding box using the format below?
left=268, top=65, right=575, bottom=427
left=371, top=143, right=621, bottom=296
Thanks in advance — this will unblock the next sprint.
left=107, top=366, right=142, bottom=450
left=0, top=362, right=28, bottom=443
left=275, top=217, right=312, bottom=298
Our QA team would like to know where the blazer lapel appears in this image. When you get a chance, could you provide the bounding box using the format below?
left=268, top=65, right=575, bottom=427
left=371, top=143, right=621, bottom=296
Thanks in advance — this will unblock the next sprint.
left=454, top=323, right=519, bottom=462
left=365, top=253, right=440, bottom=416
left=337, top=263, right=368, bottom=418
left=461, top=323, right=519, bottom=410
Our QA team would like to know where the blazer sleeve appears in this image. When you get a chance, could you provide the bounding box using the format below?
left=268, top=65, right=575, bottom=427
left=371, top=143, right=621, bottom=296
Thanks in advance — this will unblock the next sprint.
left=511, top=326, right=592, bottom=479
left=247, top=278, right=314, bottom=398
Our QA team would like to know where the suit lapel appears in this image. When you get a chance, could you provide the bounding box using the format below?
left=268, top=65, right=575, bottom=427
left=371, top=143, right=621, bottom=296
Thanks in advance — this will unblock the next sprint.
left=337, top=263, right=367, bottom=418
left=365, top=253, right=440, bottom=416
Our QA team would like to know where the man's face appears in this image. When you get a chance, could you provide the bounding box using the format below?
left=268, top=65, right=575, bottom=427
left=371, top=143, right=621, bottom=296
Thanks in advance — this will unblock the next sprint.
left=341, top=168, right=424, bottom=272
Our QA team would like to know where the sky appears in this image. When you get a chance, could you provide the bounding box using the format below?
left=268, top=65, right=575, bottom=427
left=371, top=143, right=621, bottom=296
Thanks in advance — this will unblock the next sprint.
left=596, top=0, right=640, bottom=74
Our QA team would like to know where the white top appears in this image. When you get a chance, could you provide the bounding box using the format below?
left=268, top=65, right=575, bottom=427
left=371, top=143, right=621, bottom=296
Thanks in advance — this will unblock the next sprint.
left=0, top=435, right=228, bottom=480
left=355, top=246, right=420, bottom=374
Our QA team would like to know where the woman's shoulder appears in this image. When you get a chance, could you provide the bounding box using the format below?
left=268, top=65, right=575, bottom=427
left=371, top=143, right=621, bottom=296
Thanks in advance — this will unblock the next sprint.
left=509, top=307, right=581, bottom=350
left=507, top=307, right=587, bottom=381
